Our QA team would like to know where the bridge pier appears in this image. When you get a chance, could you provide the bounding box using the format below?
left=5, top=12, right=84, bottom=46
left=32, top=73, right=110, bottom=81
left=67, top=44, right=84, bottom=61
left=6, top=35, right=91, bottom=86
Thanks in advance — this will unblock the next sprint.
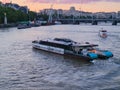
left=92, top=21, right=98, bottom=25
left=112, top=20, right=117, bottom=25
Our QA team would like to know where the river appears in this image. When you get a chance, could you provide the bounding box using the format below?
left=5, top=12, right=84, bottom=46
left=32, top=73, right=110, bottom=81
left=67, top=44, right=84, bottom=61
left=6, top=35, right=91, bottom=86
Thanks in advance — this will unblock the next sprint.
left=0, top=25, right=120, bottom=90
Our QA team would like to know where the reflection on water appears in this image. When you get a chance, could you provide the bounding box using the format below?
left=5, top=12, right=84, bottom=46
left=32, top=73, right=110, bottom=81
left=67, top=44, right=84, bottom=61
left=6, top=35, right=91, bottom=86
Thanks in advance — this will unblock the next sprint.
left=0, top=25, right=120, bottom=90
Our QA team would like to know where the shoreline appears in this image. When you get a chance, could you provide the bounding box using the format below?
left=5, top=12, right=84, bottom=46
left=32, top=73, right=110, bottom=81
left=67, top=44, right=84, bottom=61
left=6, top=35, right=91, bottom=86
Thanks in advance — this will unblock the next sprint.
left=0, top=23, right=17, bottom=28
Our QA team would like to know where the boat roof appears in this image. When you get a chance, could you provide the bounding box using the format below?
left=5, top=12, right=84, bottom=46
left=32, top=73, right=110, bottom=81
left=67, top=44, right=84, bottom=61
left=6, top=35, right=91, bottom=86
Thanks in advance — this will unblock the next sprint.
left=41, top=38, right=73, bottom=46
left=72, top=43, right=98, bottom=47
left=40, top=38, right=98, bottom=47
left=54, top=38, right=74, bottom=43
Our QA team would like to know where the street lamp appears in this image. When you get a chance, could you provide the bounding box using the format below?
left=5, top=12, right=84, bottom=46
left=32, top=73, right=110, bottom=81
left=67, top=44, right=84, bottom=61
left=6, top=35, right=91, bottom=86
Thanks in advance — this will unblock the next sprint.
left=4, top=12, right=7, bottom=25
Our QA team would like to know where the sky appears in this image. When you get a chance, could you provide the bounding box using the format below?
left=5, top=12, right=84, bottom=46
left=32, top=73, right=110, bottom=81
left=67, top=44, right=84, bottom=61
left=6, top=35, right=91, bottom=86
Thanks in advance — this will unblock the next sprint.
left=1, top=0, right=120, bottom=12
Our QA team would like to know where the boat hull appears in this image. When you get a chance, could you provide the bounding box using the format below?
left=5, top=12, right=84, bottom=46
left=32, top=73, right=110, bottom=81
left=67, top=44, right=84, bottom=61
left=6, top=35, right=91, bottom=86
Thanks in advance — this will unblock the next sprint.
left=64, top=53, right=93, bottom=62
left=32, top=43, right=64, bottom=54
left=32, top=43, right=93, bottom=62
left=97, top=51, right=113, bottom=59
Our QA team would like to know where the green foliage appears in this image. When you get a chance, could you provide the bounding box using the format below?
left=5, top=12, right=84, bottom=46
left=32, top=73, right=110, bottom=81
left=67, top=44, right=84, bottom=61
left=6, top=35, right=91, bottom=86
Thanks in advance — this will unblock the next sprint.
left=38, top=14, right=49, bottom=21
left=0, top=6, right=36, bottom=24
left=28, top=11, right=37, bottom=21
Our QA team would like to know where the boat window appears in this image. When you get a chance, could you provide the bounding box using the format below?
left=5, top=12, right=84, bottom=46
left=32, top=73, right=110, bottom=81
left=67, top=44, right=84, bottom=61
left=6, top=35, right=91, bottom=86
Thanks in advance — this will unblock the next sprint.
left=40, top=40, right=72, bottom=50
left=81, top=49, right=88, bottom=55
left=87, top=47, right=94, bottom=50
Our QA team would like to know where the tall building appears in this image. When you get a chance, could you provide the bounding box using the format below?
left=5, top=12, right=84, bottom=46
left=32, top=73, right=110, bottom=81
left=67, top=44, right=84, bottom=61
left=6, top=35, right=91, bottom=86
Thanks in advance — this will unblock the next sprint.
left=118, top=11, right=120, bottom=18
left=70, top=6, right=75, bottom=12
left=19, top=6, right=29, bottom=14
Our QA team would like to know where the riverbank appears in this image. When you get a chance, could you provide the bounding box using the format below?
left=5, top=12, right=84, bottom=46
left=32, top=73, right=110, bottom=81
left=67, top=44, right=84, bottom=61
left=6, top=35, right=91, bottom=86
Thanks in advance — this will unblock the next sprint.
left=0, top=23, right=17, bottom=28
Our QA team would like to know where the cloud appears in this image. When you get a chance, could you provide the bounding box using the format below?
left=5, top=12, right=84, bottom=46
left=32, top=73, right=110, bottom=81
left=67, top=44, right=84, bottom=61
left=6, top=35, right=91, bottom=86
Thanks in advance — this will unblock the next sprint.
left=106, top=0, right=120, bottom=1
left=27, top=0, right=120, bottom=4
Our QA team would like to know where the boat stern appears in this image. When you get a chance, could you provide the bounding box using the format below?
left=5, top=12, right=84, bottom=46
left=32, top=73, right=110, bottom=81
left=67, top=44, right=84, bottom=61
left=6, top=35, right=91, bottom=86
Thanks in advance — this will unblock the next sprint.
left=97, top=50, right=113, bottom=59
left=87, top=52, right=98, bottom=59
left=103, top=51, right=113, bottom=58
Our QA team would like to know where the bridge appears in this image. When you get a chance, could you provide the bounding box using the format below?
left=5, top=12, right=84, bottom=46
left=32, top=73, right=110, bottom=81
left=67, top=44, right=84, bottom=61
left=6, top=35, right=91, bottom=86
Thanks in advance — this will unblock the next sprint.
left=55, top=18, right=120, bottom=25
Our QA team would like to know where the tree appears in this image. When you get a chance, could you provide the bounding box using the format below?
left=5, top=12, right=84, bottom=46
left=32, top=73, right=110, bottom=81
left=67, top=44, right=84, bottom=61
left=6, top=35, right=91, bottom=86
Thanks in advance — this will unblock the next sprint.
left=0, top=6, right=37, bottom=24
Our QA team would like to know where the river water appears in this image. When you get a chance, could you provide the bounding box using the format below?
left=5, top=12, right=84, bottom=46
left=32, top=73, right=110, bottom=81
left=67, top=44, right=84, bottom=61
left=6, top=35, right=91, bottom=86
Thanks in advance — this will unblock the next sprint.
left=0, top=25, right=120, bottom=90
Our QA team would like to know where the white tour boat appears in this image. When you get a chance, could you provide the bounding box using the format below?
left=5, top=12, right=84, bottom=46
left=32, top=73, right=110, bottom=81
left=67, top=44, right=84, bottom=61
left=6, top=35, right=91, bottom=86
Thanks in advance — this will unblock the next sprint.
left=32, top=38, right=113, bottom=62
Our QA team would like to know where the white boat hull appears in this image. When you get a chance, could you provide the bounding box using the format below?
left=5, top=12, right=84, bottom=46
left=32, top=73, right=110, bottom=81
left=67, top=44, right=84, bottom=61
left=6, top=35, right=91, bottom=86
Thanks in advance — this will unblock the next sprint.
left=32, top=43, right=64, bottom=54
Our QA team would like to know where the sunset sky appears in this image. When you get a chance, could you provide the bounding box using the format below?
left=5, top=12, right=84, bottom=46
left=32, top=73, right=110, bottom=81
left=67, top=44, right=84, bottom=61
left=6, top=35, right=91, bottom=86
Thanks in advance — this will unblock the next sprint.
left=1, top=0, right=120, bottom=12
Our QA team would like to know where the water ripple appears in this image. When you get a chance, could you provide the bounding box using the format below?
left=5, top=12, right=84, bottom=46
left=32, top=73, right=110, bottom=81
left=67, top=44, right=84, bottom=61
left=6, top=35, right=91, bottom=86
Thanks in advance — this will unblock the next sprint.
left=0, top=25, right=120, bottom=89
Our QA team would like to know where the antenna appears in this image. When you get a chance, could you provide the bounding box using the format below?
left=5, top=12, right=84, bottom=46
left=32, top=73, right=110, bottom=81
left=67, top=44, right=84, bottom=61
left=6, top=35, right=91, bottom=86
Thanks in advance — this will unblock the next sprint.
left=79, top=0, right=82, bottom=19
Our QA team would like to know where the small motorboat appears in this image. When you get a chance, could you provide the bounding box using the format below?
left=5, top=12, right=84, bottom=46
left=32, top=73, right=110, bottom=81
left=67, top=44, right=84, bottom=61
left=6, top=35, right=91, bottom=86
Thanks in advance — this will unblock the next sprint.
left=54, top=21, right=62, bottom=25
left=17, top=24, right=31, bottom=29
left=17, top=21, right=31, bottom=29
left=99, top=29, right=107, bottom=38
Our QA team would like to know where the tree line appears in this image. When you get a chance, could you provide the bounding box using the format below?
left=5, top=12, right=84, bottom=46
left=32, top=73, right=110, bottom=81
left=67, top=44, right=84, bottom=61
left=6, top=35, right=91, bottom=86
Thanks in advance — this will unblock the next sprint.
left=0, top=6, right=37, bottom=24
